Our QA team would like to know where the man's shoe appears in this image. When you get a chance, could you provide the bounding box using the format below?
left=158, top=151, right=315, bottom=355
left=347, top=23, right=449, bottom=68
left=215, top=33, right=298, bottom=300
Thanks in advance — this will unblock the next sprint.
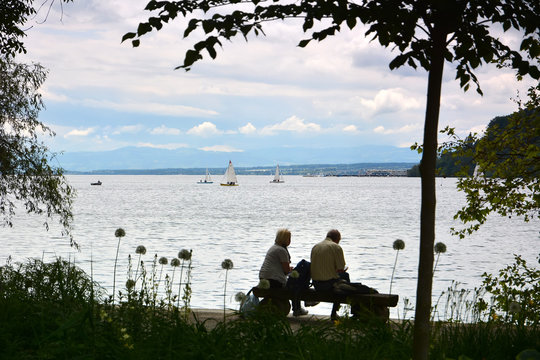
left=304, top=301, right=319, bottom=307
left=293, top=308, right=309, bottom=317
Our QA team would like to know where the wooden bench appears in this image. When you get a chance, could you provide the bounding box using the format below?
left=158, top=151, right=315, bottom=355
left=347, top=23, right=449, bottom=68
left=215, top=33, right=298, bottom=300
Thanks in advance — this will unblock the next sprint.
left=251, top=287, right=399, bottom=320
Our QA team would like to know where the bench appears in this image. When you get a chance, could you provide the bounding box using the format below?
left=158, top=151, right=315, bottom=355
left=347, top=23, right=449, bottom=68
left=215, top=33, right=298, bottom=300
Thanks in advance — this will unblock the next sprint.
left=251, top=287, right=399, bottom=320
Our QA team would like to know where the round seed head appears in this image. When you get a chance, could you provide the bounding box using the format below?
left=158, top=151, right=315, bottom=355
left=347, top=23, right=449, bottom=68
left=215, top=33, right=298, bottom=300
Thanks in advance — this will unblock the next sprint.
left=126, top=279, right=136, bottom=290
left=115, top=228, right=126, bottom=238
left=178, top=249, right=192, bottom=260
left=235, top=292, right=247, bottom=302
left=159, top=257, right=168, bottom=265
left=509, top=301, right=521, bottom=313
left=171, top=258, right=181, bottom=267
left=258, top=279, right=270, bottom=289
left=221, top=259, right=234, bottom=270
left=393, top=239, right=405, bottom=251
left=434, top=242, right=447, bottom=254
left=135, top=245, right=147, bottom=255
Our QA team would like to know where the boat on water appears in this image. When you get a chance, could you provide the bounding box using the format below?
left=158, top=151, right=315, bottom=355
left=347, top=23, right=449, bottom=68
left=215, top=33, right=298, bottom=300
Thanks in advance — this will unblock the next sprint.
left=220, top=160, right=239, bottom=186
left=197, top=169, right=213, bottom=184
left=91, top=180, right=102, bottom=186
left=270, top=164, right=284, bottom=183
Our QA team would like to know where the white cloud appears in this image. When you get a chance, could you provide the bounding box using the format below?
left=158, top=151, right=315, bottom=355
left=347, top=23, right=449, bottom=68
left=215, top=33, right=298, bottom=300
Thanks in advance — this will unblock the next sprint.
left=343, top=125, right=358, bottom=133
left=64, top=128, right=95, bottom=137
left=199, top=145, right=244, bottom=152
left=360, top=88, right=422, bottom=116
left=136, top=143, right=189, bottom=150
left=373, top=123, right=422, bottom=135
left=239, top=122, right=257, bottom=134
left=112, top=125, right=144, bottom=135
left=260, top=116, right=321, bottom=135
left=150, top=125, right=181, bottom=135
left=187, top=122, right=222, bottom=136
left=79, top=99, right=219, bottom=117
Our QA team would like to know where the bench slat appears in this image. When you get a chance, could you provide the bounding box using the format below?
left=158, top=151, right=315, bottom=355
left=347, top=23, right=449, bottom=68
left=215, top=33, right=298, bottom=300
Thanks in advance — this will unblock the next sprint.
left=252, top=287, right=398, bottom=307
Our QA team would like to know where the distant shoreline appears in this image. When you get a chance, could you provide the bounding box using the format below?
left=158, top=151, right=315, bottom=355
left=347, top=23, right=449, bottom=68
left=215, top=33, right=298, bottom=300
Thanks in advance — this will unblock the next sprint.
left=65, top=162, right=416, bottom=176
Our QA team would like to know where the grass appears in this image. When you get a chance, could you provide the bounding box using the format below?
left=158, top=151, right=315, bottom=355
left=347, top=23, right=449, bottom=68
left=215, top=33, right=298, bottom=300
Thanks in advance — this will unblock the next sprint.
left=0, top=256, right=538, bottom=359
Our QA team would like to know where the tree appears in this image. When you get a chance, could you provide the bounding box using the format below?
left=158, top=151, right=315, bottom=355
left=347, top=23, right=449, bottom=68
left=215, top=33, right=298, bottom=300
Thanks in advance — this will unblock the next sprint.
left=0, top=0, right=74, bottom=58
left=0, top=55, right=75, bottom=246
left=124, top=1, right=540, bottom=358
left=440, top=84, right=539, bottom=239
left=1, top=0, right=76, bottom=245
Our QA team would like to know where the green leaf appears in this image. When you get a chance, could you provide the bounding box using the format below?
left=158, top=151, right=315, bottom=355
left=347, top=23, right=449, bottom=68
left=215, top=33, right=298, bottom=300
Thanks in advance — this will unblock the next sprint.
left=132, top=39, right=140, bottom=48
left=298, top=39, right=311, bottom=48
left=121, top=32, right=136, bottom=43
left=137, top=23, right=152, bottom=36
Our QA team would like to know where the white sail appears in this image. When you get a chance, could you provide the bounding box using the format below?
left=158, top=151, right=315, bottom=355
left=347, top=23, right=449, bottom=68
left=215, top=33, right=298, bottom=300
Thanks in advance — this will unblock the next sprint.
left=270, top=164, right=284, bottom=183
left=221, top=160, right=238, bottom=186
left=198, top=168, right=213, bottom=183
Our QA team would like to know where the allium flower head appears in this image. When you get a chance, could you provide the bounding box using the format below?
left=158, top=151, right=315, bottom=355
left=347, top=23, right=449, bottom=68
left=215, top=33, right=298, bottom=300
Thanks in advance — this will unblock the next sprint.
left=290, top=270, right=299, bottom=278
left=159, top=257, right=168, bottom=265
left=171, top=258, right=181, bottom=267
left=126, top=279, right=136, bottom=290
left=115, top=228, right=126, bottom=238
left=434, top=242, right=447, bottom=254
left=393, top=239, right=405, bottom=251
left=178, top=249, right=192, bottom=260
left=136, top=245, right=147, bottom=255
left=258, top=279, right=270, bottom=289
left=509, top=301, right=521, bottom=313
left=221, top=259, right=234, bottom=270
left=235, top=291, right=247, bottom=303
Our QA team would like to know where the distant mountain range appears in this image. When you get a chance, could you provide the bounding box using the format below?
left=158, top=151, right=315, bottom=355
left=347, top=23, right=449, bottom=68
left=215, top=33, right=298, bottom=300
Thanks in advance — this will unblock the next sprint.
left=57, top=145, right=421, bottom=172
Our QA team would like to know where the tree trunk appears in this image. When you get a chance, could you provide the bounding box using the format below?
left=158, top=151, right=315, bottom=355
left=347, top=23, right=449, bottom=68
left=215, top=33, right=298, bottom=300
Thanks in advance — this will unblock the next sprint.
left=412, top=26, right=447, bottom=360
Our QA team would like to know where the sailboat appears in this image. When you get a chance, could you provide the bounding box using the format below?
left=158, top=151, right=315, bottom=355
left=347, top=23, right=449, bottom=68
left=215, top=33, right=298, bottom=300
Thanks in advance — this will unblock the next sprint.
left=197, top=169, right=213, bottom=184
left=270, top=164, right=284, bottom=183
left=220, top=160, right=239, bottom=186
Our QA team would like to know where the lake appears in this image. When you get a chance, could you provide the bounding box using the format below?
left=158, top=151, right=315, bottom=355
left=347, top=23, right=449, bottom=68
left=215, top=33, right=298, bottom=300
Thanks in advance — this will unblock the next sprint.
left=1, top=175, right=538, bottom=318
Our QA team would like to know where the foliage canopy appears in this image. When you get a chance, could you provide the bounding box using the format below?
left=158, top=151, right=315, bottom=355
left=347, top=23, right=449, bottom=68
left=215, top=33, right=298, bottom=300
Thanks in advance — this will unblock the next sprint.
left=0, top=56, right=75, bottom=245
left=440, top=85, right=540, bottom=238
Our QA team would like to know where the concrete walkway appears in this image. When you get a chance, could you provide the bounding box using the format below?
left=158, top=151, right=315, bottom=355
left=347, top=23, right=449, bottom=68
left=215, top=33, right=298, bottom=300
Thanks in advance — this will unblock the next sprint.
left=189, top=308, right=333, bottom=329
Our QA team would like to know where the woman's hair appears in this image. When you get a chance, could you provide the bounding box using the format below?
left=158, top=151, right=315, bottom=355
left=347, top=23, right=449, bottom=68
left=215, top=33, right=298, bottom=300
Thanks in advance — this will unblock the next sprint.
left=274, top=228, right=291, bottom=246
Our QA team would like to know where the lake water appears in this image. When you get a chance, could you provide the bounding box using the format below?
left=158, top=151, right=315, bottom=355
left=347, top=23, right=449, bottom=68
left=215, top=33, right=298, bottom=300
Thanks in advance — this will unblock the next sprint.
left=1, top=175, right=538, bottom=318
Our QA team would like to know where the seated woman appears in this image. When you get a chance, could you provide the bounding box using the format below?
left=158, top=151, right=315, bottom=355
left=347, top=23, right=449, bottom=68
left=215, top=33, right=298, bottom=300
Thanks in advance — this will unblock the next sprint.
left=259, top=228, right=308, bottom=316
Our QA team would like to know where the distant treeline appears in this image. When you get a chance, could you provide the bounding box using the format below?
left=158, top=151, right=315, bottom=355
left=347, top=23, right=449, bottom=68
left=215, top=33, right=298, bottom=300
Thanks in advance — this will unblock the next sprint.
left=407, top=110, right=536, bottom=177
left=66, top=162, right=415, bottom=176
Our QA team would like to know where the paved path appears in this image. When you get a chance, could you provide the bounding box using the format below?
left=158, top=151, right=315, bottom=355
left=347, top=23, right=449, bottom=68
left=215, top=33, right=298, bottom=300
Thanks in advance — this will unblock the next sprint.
left=189, top=308, right=333, bottom=329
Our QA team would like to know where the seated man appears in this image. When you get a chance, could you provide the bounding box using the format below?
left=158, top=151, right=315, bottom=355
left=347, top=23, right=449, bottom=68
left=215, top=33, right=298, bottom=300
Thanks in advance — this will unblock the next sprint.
left=310, top=229, right=347, bottom=320
left=311, top=229, right=377, bottom=319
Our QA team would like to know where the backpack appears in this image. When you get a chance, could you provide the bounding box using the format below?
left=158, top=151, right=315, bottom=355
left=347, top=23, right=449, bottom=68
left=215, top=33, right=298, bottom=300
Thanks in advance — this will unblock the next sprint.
left=286, top=259, right=311, bottom=292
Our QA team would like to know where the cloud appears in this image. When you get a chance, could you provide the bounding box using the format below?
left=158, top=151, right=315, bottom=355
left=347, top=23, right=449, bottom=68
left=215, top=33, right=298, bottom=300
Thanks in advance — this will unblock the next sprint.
left=260, top=116, right=321, bottom=135
left=150, top=125, right=181, bottom=135
left=112, top=125, right=144, bottom=135
left=187, top=122, right=222, bottom=136
left=360, top=88, right=422, bottom=116
left=64, top=128, right=95, bottom=138
left=136, top=143, right=189, bottom=150
left=373, top=123, right=422, bottom=135
left=239, top=122, right=257, bottom=134
left=199, top=145, right=244, bottom=152
left=79, top=99, right=219, bottom=117
left=343, top=125, right=358, bottom=133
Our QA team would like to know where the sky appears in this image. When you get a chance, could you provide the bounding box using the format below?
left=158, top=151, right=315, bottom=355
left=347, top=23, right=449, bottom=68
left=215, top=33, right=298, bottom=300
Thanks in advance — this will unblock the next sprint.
left=19, top=0, right=538, bottom=162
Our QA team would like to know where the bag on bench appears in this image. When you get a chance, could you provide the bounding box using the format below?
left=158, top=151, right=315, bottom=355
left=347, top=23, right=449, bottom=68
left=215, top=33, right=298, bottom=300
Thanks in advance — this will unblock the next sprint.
left=286, top=259, right=311, bottom=292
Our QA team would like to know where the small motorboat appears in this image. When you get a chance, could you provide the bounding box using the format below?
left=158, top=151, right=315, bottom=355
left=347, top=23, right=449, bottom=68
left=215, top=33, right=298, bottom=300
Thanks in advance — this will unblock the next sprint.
left=91, top=180, right=102, bottom=186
